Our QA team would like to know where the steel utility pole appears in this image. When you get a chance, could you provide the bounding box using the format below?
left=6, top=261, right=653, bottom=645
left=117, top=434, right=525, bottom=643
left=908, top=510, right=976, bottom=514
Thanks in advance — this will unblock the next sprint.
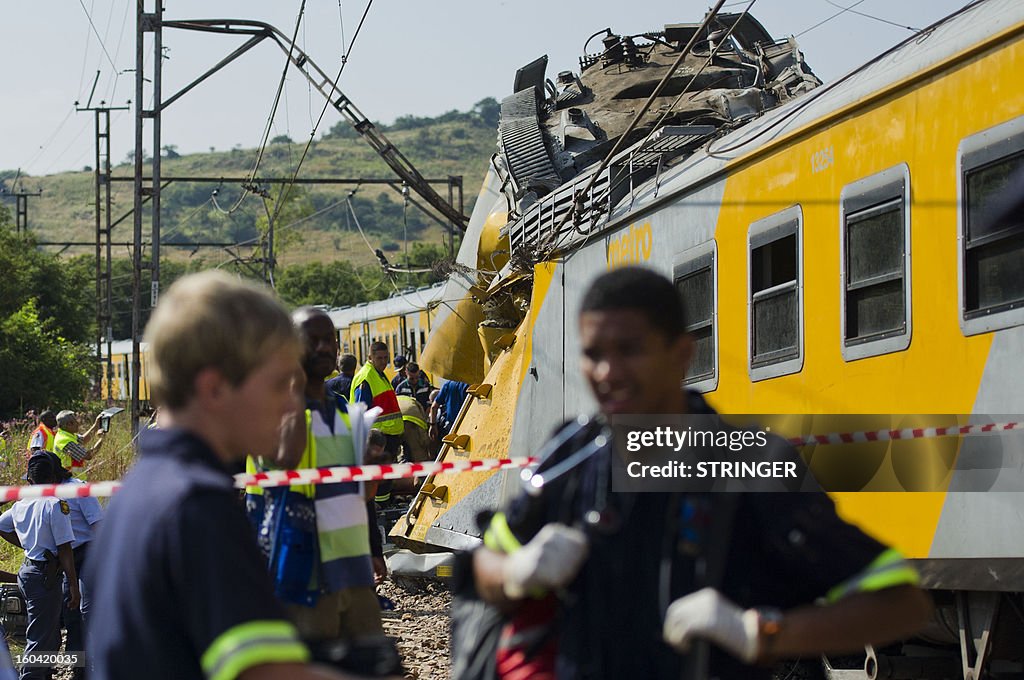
left=1, top=191, right=42, bottom=235
left=78, top=70, right=130, bottom=401
left=131, top=0, right=164, bottom=438
left=122, top=5, right=468, bottom=443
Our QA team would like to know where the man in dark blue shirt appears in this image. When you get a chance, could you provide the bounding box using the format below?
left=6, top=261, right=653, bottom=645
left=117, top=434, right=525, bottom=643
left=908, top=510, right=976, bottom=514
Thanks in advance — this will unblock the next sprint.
left=86, top=271, right=357, bottom=680
left=428, top=380, right=468, bottom=442
left=394, top=362, right=432, bottom=410
left=325, top=354, right=357, bottom=405
left=466, top=267, right=931, bottom=680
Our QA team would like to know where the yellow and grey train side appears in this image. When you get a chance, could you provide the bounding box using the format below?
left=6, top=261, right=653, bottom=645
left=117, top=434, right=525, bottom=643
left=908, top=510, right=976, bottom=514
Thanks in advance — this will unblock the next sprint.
left=327, top=283, right=444, bottom=369
left=401, top=0, right=1024, bottom=674
left=100, top=339, right=152, bottom=404
left=98, top=283, right=444, bottom=403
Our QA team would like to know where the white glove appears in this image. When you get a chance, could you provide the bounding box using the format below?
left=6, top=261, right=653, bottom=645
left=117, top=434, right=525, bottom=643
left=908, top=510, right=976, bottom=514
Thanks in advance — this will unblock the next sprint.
left=663, top=587, right=761, bottom=663
left=502, top=523, right=589, bottom=599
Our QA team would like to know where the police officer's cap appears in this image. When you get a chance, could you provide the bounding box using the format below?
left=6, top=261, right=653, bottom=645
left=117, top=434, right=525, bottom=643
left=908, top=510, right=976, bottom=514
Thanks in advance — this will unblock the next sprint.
left=393, top=355, right=408, bottom=369
left=26, top=451, right=70, bottom=485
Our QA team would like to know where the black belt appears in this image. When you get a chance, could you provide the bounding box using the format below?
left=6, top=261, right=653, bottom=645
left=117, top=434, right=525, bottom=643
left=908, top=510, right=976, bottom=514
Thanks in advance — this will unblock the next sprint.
left=25, top=557, right=51, bottom=569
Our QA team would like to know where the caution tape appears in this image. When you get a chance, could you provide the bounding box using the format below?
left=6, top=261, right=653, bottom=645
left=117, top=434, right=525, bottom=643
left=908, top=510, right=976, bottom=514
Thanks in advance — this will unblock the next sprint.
left=240, top=456, right=538, bottom=488
left=785, top=421, right=1024, bottom=447
left=0, top=482, right=123, bottom=502
left=0, top=457, right=538, bottom=501
left=3, top=421, right=1023, bottom=501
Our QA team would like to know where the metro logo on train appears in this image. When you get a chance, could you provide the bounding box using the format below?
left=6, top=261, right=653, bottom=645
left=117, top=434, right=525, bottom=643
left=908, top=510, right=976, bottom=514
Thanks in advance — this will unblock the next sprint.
left=606, top=221, right=653, bottom=269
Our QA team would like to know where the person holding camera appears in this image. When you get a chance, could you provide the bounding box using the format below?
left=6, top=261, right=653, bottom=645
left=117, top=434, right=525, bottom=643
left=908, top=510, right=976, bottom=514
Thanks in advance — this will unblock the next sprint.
left=52, top=411, right=104, bottom=472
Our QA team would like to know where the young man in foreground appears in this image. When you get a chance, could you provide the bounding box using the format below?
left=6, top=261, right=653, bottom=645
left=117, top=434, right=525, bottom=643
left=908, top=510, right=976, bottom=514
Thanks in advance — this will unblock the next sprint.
left=86, top=271, right=359, bottom=680
left=468, top=266, right=932, bottom=679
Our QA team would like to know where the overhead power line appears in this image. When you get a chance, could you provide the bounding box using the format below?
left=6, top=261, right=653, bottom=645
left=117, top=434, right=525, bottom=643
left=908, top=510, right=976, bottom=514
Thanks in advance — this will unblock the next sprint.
left=77, top=0, right=118, bottom=72
left=268, top=0, right=376, bottom=229
left=214, top=0, right=309, bottom=216
left=795, top=0, right=869, bottom=38
left=823, top=0, right=920, bottom=32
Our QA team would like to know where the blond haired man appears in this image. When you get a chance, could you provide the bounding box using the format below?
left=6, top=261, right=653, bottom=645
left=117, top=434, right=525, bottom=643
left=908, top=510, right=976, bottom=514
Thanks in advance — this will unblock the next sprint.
left=86, top=272, right=359, bottom=680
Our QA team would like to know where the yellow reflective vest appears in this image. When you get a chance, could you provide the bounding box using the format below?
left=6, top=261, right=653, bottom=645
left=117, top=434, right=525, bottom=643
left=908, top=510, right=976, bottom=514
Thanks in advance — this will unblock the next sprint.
left=350, top=363, right=403, bottom=435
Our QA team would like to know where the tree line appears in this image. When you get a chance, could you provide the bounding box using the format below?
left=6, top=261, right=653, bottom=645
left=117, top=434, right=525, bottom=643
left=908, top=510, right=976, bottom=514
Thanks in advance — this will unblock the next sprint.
left=0, top=203, right=449, bottom=419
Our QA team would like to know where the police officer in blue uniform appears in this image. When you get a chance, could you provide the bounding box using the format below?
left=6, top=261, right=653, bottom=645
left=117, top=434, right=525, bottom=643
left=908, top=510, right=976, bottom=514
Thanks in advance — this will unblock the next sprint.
left=49, top=456, right=101, bottom=680
left=0, top=452, right=80, bottom=680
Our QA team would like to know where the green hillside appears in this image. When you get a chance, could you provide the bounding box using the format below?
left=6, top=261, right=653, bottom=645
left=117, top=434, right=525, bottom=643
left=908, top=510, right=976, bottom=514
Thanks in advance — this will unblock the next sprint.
left=0, top=102, right=499, bottom=340
left=3, top=101, right=499, bottom=270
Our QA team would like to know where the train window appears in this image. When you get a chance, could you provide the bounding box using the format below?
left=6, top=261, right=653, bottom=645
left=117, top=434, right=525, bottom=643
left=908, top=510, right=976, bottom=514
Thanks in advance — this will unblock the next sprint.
left=748, top=206, right=803, bottom=381
left=959, top=116, right=1024, bottom=335
left=674, top=242, right=717, bottom=392
left=840, top=163, right=912, bottom=361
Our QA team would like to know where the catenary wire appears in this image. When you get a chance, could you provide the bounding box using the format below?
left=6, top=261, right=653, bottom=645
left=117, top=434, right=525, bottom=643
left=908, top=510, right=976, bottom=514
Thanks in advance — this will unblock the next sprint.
left=212, top=0, right=308, bottom=216
left=77, top=0, right=118, bottom=72
left=266, top=0, right=375, bottom=232
left=823, top=0, right=920, bottom=32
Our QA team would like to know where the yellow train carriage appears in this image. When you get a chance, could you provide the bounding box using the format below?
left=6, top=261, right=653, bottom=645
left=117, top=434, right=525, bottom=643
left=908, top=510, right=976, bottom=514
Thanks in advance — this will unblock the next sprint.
left=328, top=284, right=444, bottom=378
left=403, top=1, right=1024, bottom=673
left=100, top=340, right=151, bottom=404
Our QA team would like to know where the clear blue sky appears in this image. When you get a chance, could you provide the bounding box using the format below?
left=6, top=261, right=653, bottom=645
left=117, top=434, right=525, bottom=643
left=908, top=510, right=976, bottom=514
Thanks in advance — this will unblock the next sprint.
left=1, top=0, right=970, bottom=179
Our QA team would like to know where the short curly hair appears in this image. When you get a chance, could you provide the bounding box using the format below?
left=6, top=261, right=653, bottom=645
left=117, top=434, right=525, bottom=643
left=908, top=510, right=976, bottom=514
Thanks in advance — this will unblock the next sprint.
left=580, top=266, right=688, bottom=339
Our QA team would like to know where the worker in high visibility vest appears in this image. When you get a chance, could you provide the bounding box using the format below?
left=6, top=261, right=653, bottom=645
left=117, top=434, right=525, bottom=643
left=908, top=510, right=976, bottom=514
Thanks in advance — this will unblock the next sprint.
left=397, top=395, right=430, bottom=464
left=52, top=411, right=105, bottom=472
left=350, top=341, right=404, bottom=504
left=268, top=307, right=389, bottom=651
left=26, top=411, right=58, bottom=454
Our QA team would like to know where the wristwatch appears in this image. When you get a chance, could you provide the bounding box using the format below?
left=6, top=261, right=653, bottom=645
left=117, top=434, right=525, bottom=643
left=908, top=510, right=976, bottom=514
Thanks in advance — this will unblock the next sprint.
left=755, top=607, right=784, bottom=658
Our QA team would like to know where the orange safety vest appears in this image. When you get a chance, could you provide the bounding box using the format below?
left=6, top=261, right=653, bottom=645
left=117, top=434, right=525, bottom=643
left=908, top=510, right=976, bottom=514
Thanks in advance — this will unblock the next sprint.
left=26, top=424, right=55, bottom=454
left=349, top=362, right=403, bottom=435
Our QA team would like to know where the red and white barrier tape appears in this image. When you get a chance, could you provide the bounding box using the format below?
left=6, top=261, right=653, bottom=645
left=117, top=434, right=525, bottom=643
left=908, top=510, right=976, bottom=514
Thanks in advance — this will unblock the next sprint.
left=784, top=421, right=1024, bottom=447
left=240, top=456, right=538, bottom=488
left=0, top=481, right=123, bottom=502
left=3, top=421, right=1023, bottom=501
left=0, top=456, right=537, bottom=502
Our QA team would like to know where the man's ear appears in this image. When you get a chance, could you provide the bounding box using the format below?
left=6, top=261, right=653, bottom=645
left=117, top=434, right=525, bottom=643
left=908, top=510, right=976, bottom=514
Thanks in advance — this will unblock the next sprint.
left=192, top=367, right=229, bottom=408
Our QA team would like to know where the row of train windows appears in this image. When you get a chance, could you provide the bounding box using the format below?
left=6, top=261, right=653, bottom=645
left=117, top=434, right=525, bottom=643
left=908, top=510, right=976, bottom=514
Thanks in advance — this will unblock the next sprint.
left=355, top=328, right=429, bottom=364
left=677, top=117, right=1024, bottom=389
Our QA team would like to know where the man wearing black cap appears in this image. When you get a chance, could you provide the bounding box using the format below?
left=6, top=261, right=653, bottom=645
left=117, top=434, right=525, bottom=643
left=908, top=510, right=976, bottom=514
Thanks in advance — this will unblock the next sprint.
left=45, top=456, right=101, bottom=680
left=389, top=355, right=408, bottom=390
left=0, top=452, right=80, bottom=680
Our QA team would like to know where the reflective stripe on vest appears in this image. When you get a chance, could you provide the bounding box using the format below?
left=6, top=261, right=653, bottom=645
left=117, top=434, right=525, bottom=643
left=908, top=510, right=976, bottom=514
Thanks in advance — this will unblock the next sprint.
left=306, top=407, right=373, bottom=577
left=397, top=396, right=428, bottom=431
left=350, top=363, right=403, bottom=435
left=245, top=455, right=263, bottom=496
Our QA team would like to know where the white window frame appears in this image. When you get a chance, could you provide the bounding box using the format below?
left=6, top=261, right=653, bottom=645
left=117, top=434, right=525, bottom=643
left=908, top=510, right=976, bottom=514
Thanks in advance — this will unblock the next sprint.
left=958, top=115, right=1024, bottom=336
left=839, top=163, right=912, bottom=361
left=674, top=240, right=718, bottom=393
left=748, top=205, right=803, bottom=382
